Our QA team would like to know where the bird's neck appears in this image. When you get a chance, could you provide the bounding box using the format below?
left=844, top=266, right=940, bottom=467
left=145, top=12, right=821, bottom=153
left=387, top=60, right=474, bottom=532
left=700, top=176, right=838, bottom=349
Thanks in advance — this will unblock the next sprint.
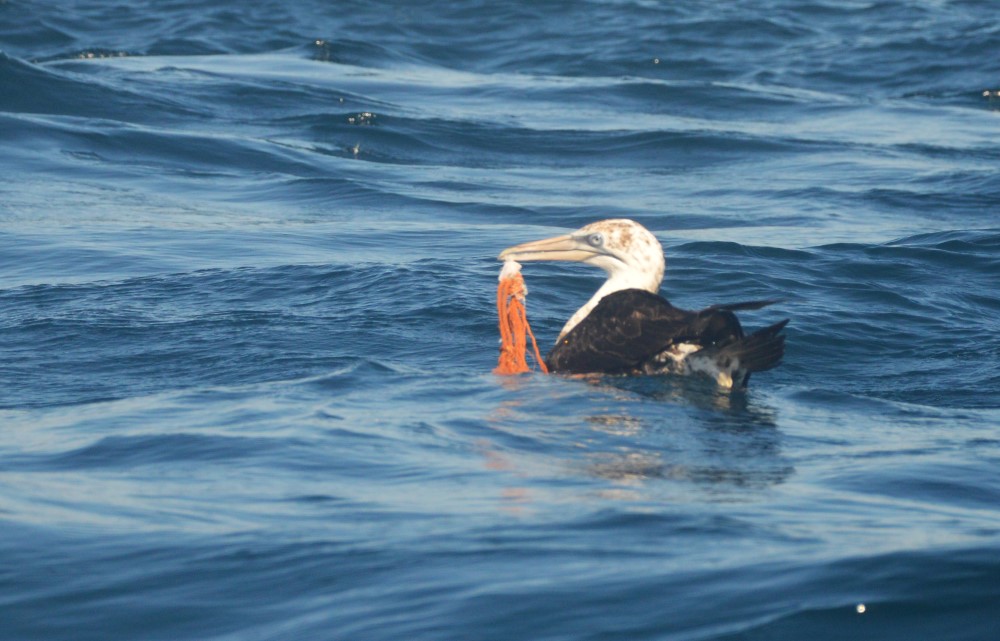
left=557, top=272, right=660, bottom=341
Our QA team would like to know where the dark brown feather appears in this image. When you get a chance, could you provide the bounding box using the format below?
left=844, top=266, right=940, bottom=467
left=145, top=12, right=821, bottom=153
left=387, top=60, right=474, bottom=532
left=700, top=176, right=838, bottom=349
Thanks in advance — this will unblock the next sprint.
left=545, top=289, right=787, bottom=378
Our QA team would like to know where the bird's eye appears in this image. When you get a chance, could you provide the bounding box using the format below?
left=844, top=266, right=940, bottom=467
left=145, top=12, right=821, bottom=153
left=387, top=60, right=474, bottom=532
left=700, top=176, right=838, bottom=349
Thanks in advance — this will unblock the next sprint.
left=587, top=233, right=604, bottom=247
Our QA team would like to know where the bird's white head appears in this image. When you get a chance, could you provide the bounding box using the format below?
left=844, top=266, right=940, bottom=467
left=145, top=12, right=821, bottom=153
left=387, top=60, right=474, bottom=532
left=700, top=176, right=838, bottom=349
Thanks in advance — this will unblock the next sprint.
left=498, top=218, right=665, bottom=293
left=498, top=219, right=666, bottom=339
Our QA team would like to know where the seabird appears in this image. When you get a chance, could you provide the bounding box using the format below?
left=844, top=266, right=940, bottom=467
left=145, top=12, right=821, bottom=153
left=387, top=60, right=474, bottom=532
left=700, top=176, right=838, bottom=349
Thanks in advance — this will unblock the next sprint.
left=498, top=219, right=788, bottom=388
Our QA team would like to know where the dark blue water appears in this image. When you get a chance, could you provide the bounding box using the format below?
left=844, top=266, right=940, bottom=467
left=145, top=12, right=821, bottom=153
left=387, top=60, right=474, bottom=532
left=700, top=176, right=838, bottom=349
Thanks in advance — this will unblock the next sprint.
left=3, top=1, right=1000, bottom=639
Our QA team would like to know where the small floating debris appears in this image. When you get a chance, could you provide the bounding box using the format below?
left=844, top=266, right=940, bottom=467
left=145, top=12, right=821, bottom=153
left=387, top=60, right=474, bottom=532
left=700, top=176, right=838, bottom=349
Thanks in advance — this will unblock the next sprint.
left=856, top=603, right=866, bottom=614
left=347, top=112, right=376, bottom=125
left=311, top=38, right=334, bottom=62
left=75, top=50, right=130, bottom=60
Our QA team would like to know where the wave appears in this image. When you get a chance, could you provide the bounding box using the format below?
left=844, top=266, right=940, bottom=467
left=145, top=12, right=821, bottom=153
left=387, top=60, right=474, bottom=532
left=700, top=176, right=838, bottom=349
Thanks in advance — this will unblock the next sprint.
left=5, top=524, right=995, bottom=641
left=0, top=261, right=495, bottom=409
left=0, top=52, right=196, bottom=121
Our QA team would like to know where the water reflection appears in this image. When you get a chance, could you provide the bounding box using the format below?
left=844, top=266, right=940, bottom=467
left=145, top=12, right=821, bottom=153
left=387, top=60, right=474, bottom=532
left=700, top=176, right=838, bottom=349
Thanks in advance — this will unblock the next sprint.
left=599, top=374, right=775, bottom=417
left=584, top=413, right=643, bottom=437
left=483, top=373, right=794, bottom=507
left=581, top=376, right=794, bottom=493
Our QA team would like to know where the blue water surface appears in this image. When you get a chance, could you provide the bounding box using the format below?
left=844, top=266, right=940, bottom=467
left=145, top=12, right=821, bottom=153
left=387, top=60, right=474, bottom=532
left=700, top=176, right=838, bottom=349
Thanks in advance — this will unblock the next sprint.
left=2, top=1, right=1000, bottom=639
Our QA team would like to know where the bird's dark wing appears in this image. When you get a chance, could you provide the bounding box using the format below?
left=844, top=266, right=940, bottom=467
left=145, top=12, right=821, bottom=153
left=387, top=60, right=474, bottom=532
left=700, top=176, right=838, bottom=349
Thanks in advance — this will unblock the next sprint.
left=545, top=289, right=745, bottom=374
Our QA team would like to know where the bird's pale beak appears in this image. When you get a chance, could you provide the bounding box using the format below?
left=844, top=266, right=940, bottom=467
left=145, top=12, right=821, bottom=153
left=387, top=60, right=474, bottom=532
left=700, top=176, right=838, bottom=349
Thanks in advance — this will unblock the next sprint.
left=498, top=234, right=596, bottom=263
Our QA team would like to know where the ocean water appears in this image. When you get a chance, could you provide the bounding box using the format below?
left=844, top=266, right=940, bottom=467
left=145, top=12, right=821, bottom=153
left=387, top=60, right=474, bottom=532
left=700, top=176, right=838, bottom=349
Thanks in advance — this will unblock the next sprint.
left=2, top=1, right=999, bottom=639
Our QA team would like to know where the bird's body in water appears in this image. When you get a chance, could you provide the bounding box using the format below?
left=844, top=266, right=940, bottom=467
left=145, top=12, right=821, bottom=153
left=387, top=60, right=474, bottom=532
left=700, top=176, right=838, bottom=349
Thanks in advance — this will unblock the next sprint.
left=498, top=219, right=788, bottom=389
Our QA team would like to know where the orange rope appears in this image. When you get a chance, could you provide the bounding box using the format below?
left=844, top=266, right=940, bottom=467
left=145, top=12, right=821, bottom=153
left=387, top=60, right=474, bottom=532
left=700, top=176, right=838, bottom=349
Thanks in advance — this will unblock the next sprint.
left=494, top=265, right=549, bottom=375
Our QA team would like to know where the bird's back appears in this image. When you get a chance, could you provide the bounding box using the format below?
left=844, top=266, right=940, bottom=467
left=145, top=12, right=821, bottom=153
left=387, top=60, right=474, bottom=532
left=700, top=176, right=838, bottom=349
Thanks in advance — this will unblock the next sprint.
left=545, top=289, right=786, bottom=387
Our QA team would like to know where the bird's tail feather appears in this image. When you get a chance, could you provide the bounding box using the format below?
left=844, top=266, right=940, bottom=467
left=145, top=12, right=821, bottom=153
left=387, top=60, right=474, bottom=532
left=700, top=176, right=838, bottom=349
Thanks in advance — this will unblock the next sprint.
left=683, top=319, right=788, bottom=388
left=724, top=319, right=789, bottom=374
